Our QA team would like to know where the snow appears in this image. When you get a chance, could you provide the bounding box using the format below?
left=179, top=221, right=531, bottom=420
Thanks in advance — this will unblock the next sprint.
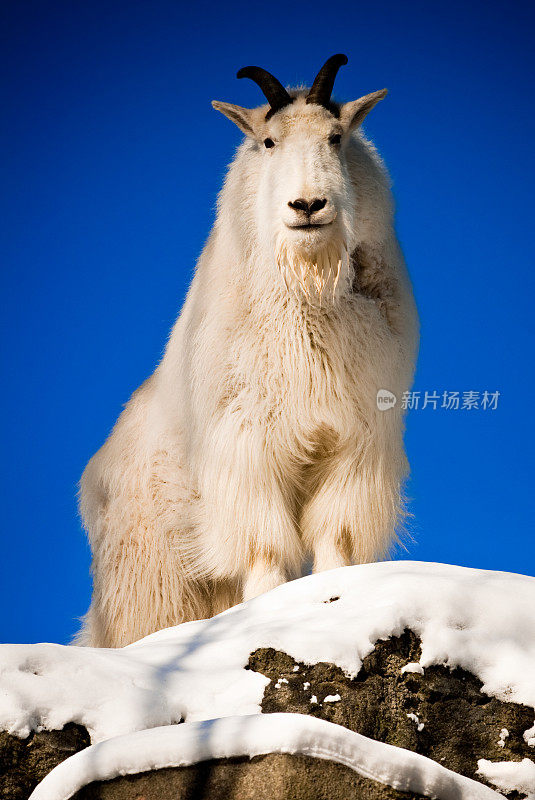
left=1, top=561, right=534, bottom=798
left=274, top=677, right=289, bottom=688
left=526, top=725, right=535, bottom=747
left=401, top=662, right=425, bottom=675
left=477, top=757, right=535, bottom=798
left=30, top=713, right=502, bottom=800
left=407, top=712, right=425, bottom=732
left=497, top=728, right=509, bottom=748
left=323, top=694, right=341, bottom=703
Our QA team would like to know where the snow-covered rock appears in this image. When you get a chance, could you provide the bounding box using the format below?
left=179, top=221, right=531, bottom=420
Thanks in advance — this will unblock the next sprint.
left=0, top=561, right=533, bottom=799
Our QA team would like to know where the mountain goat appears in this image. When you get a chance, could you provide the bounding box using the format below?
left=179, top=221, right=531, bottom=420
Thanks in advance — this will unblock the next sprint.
left=77, top=54, right=419, bottom=647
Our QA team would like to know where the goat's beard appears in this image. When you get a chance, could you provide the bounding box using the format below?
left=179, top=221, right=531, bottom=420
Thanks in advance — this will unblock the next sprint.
left=275, top=235, right=350, bottom=305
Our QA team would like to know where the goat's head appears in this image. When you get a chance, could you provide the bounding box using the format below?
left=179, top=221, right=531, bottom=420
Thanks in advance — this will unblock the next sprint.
left=213, top=55, right=387, bottom=302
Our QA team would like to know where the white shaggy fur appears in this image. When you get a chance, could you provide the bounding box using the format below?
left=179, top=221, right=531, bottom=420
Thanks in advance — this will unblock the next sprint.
left=77, top=88, right=419, bottom=648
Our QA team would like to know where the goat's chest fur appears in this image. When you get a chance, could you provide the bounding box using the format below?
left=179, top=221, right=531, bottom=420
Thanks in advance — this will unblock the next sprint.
left=217, top=289, right=394, bottom=454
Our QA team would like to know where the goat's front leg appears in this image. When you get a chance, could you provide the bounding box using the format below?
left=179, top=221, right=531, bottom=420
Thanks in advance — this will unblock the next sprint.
left=300, top=437, right=406, bottom=572
left=242, top=557, right=288, bottom=601
left=197, top=421, right=302, bottom=601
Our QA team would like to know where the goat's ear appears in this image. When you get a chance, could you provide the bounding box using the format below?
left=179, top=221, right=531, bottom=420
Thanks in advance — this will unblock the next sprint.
left=212, top=101, right=256, bottom=137
left=339, top=89, right=387, bottom=133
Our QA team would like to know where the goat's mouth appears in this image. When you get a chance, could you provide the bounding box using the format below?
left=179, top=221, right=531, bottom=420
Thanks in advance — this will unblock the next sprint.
left=285, top=221, right=333, bottom=231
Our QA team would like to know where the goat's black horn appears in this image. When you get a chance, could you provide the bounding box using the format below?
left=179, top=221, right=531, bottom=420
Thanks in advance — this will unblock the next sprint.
left=237, top=66, right=293, bottom=116
left=306, top=54, right=348, bottom=109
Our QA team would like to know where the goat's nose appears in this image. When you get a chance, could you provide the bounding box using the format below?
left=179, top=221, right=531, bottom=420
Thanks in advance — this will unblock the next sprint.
left=288, top=197, right=327, bottom=215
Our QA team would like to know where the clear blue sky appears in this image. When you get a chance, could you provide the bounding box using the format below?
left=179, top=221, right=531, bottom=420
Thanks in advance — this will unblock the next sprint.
left=1, top=0, right=534, bottom=644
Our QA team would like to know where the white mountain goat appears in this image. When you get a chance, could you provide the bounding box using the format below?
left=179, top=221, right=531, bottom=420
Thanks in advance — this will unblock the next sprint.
left=77, top=54, right=419, bottom=647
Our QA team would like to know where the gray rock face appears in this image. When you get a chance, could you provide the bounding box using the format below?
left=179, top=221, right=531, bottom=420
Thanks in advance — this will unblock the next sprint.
left=0, top=723, right=90, bottom=800
left=1, top=631, right=533, bottom=799
left=75, top=754, right=425, bottom=800
left=248, top=630, right=534, bottom=787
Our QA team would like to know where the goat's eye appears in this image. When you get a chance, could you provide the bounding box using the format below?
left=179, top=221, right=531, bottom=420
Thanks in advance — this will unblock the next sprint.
left=329, top=133, right=342, bottom=146
left=264, top=138, right=275, bottom=149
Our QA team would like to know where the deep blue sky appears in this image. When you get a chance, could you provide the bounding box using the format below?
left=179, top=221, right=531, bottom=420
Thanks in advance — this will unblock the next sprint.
left=1, top=0, right=534, bottom=644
